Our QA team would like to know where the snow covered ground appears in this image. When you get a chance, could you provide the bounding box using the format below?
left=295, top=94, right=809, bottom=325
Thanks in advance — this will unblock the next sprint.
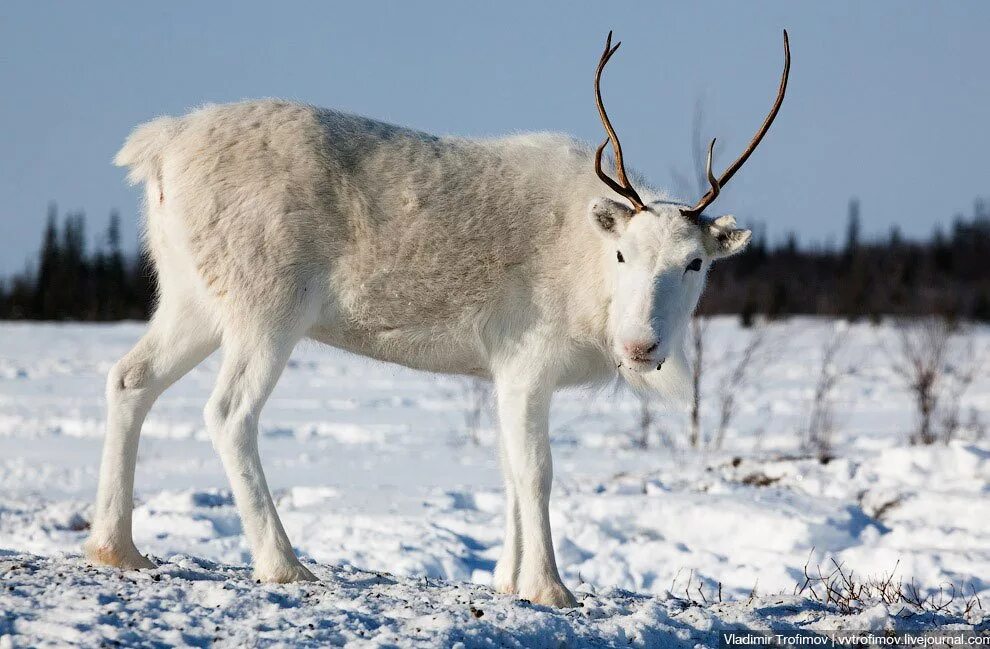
left=0, top=318, right=988, bottom=646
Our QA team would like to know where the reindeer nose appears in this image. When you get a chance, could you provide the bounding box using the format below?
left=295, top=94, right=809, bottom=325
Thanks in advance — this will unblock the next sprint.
left=623, top=340, right=659, bottom=361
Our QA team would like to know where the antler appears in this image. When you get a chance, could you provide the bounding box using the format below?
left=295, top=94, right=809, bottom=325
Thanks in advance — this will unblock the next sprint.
left=594, top=31, right=647, bottom=213
left=681, top=30, right=791, bottom=220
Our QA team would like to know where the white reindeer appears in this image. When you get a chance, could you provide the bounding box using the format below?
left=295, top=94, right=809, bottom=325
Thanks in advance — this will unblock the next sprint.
left=85, top=32, right=790, bottom=607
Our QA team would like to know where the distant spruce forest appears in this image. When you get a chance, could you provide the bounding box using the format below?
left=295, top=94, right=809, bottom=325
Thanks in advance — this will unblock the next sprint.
left=1, top=199, right=989, bottom=323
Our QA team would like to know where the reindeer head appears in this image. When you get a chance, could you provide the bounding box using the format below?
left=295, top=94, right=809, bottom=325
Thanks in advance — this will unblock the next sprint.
left=589, top=31, right=789, bottom=372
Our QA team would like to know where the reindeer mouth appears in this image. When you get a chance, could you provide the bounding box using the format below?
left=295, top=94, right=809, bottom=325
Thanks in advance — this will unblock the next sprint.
left=618, top=356, right=665, bottom=373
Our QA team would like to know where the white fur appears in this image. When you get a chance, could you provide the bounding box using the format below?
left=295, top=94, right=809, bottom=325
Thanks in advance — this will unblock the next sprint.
left=85, top=100, right=751, bottom=607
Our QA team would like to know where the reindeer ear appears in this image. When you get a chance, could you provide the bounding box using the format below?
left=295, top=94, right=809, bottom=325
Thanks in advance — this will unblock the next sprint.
left=706, top=215, right=752, bottom=258
left=588, top=198, right=634, bottom=239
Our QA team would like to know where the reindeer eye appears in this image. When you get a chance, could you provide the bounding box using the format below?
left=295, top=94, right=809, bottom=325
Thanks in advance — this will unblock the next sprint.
left=617, top=251, right=625, bottom=263
left=686, top=258, right=702, bottom=272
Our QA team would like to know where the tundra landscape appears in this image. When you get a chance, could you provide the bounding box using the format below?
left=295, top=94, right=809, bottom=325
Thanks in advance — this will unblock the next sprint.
left=2, top=3, right=989, bottom=647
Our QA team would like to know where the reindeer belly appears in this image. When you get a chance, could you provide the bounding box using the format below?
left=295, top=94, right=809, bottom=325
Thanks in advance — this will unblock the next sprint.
left=306, top=317, right=488, bottom=377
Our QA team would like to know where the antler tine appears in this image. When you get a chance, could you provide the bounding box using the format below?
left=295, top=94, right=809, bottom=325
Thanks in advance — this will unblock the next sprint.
left=594, top=31, right=646, bottom=212
left=595, top=139, right=633, bottom=200
left=683, top=138, right=720, bottom=223
left=681, top=30, right=791, bottom=218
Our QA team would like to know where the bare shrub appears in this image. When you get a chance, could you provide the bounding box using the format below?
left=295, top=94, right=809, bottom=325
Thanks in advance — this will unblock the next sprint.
left=966, top=408, right=986, bottom=441
left=630, top=390, right=675, bottom=449
left=681, top=317, right=772, bottom=450
left=889, top=317, right=984, bottom=445
left=667, top=567, right=724, bottom=607
left=892, top=317, right=951, bottom=445
left=465, top=377, right=493, bottom=444
left=633, top=397, right=656, bottom=449
left=796, top=553, right=983, bottom=617
left=939, top=340, right=982, bottom=442
left=441, top=377, right=493, bottom=445
left=711, top=324, right=771, bottom=449
left=689, top=315, right=709, bottom=448
left=804, top=326, right=858, bottom=460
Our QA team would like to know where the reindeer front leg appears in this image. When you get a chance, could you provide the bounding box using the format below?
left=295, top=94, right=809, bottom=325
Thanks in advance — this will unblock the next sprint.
left=492, top=452, right=521, bottom=595
left=493, top=372, right=576, bottom=608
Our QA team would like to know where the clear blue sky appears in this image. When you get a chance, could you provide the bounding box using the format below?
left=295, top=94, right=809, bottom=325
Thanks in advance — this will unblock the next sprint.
left=1, top=2, right=987, bottom=275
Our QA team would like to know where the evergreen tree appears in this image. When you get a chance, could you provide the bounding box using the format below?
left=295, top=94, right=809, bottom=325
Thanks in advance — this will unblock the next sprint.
left=844, top=198, right=860, bottom=259
left=34, top=203, right=61, bottom=318
left=104, top=211, right=126, bottom=318
left=60, top=212, right=88, bottom=318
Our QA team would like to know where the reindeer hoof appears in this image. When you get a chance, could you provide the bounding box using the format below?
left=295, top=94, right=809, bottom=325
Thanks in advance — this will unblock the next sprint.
left=493, top=563, right=518, bottom=595
left=84, top=537, right=156, bottom=570
left=253, top=559, right=317, bottom=583
left=518, top=579, right=578, bottom=608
